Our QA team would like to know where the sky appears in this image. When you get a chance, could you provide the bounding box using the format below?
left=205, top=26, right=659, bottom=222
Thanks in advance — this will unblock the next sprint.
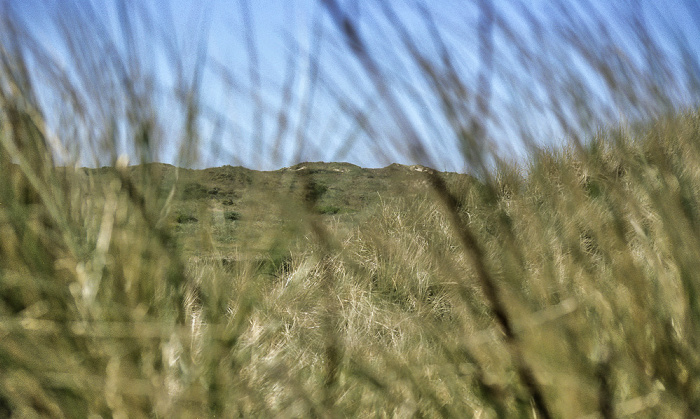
left=5, top=0, right=700, bottom=172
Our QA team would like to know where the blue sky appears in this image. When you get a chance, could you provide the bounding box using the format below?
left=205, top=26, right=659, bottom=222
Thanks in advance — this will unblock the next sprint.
left=6, top=0, right=700, bottom=172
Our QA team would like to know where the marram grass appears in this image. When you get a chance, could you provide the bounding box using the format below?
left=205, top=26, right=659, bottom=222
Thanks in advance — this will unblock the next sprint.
left=3, top=111, right=700, bottom=417
left=2, top=1, right=700, bottom=417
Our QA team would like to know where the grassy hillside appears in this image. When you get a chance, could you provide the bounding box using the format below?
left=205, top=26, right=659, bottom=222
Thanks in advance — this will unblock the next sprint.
left=89, top=161, right=473, bottom=260
left=3, top=1, right=700, bottom=417
left=3, top=110, right=700, bottom=417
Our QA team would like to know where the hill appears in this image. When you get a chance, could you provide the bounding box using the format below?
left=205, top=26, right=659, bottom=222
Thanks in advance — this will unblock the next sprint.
left=76, top=161, right=479, bottom=260
left=6, top=111, right=700, bottom=417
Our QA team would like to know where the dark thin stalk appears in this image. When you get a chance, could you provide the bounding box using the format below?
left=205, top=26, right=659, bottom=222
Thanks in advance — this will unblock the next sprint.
left=321, top=1, right=553, bottom=416
left=427, top=170, right=553, bottom=419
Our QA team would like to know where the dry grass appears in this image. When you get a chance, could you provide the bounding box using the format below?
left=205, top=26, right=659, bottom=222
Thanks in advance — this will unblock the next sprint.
left=2, top=1, right=700, bottom=417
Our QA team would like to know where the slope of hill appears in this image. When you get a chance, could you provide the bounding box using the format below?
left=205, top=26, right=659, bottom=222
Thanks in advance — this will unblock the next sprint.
left=85, top=161, right=472, bottom=218
left=77, top=162, right=478, bottom=260
left=7, top=111, right=700, bottom=417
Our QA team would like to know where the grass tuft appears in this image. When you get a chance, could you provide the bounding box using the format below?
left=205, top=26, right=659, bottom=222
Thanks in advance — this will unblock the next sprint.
left=2, top=1, right=700, bottom=417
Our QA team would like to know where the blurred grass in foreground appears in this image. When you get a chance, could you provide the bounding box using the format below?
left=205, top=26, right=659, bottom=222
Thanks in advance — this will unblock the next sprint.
left=2, top=1, right=700, bottom=417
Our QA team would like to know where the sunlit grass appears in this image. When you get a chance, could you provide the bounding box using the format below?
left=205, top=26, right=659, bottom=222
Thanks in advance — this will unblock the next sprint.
left=2, top=1, right=700, bottom=417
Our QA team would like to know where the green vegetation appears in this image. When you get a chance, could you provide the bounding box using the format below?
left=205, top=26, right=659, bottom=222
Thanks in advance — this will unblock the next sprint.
left=2, top=1, right=700, bottom=417
left=4, top=115, right=700, bottom=417
left=224, top=211, right=242, bottom=221
left=317, top=205, right=341, bottom=215
left=176, top=212, right=199, bottom=224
